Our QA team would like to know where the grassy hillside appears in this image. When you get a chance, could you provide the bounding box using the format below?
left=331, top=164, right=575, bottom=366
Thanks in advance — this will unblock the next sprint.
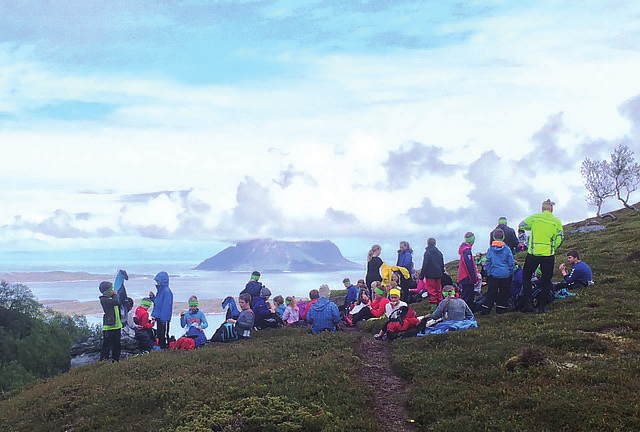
left=1, top=205, right=639, bottom=431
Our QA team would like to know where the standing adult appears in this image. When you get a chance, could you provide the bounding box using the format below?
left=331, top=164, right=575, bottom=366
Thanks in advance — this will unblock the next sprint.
left=149, top=271, right=173, bottom=349
left=480, top=228, right=515, bottom=315
left=396, top=241, right=414, bottom=276
left=420, top=238, right=445, bottom=308
left=519, top=199, right=564, bottom=313
left=490, top=217, right=519, bottom=254
left=457, top=232, right=478, bottom=309
left=366, top=244, right=383, bottom=289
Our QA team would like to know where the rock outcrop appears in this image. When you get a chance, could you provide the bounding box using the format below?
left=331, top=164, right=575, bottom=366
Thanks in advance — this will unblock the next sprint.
left=70, top=331, right=141, bottom=368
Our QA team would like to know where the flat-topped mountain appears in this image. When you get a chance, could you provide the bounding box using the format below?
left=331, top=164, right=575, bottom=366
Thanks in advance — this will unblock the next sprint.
left=193, top=239, right=362, bottom=272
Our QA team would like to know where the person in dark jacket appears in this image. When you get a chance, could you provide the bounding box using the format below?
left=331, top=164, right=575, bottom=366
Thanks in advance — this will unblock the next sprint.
left=240, top=271, right=264, bottom=300
left=149, top=271, right=173, bottom=349
left=99, top=281, right=123, bottom=361
left=555, top=250, right=593, bottom=289
left=490, top=217, right=519, bottom=254
left=396, top=241, right=414, bottom=276
left=420, top=238, right=445, bottom=307
left=480, top=228, right=515, bottom=315
left=253, top=286, right=282, bottom=329
left=366, top=245, right=383, bottom=289
left=458, top=232, right=478, bottom=309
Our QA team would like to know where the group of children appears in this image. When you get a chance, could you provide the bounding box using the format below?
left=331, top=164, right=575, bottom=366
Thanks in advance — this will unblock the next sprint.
left=98, top=213, right=593, bottom=360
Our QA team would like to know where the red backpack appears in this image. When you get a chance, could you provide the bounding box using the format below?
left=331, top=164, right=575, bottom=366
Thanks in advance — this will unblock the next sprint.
left=169, top=337, right=195, bottom=351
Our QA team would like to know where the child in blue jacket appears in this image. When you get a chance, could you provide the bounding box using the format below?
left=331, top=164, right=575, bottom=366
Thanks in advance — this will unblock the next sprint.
left=149, top=271, right=173, bottom=349
left=480, top=228, right=515, bottom=315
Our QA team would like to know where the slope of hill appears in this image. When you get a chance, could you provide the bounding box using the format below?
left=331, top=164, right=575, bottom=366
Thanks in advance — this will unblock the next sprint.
left=1, top=204, right=639, bottom=431
left=193, top=238, right=362, bottom=272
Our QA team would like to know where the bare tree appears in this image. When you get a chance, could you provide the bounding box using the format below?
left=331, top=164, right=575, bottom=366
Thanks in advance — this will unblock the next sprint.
left=609, top=144, right=640, bottom=210
left=581, top=158, right=615, bottom=217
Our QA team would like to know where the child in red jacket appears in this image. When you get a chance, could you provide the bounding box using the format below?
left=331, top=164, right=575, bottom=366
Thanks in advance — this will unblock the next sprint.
left=135, top=298, right=156, bottom=345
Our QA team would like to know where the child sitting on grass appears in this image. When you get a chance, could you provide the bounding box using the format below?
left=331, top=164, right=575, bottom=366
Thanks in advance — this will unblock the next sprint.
left=226, top=293, right=254, bottom=339
left=180, top=295, right=208, bottom=347
left=282, top=296, right=301, bottom=326
left=273, top=295, right=286, bottom=318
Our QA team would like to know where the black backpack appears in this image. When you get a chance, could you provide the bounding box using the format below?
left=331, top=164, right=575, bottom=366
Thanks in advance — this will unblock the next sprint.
left=210, top=322, right=238, bottom=342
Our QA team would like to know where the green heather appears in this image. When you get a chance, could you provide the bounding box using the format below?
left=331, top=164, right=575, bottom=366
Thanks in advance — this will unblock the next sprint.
left=1, top=205, right=640, bottom=431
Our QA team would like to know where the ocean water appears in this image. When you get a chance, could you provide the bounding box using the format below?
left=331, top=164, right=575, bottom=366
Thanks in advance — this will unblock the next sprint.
left=10, top=260, right=364, bottom=339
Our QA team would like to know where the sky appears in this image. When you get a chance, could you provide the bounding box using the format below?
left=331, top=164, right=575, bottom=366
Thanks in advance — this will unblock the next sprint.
left=1, top=0, right=640, bottom=267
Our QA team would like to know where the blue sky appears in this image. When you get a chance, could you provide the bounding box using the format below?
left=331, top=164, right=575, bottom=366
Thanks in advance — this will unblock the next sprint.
left=1, top=0, right=640, bottom=265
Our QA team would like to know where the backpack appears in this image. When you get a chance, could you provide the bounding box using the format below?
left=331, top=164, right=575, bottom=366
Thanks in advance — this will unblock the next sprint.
left=210, top=322, right=239, bottom=342
left=185, top=326, right=207, bottom=347
left=169, top=337, right=195, bottom=350
left=387, top=305, right=409, bottom=325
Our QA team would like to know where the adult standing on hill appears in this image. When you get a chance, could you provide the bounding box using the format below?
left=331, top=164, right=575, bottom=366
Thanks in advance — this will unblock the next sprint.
left=396, top=241, right=414, bottom=276
left=366, top=244, right=383, bottom=289
left=149, top=271, right=173, bottom=349
left=519, top=199, right=564, bottom=313
left=457, top=232, right=478, bottom=309
left=420, top=238, right=445, bottom=308
left=490, top=217, right=519, bottom=255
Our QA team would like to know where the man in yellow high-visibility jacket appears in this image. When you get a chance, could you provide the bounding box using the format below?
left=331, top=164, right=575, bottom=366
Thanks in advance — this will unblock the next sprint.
left=519, top=199, right=563, bottom=313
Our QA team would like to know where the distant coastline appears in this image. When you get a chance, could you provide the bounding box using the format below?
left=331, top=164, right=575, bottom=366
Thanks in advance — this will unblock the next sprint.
left=0, top=271, right=154, bottom=283
left=40, top=299, right=227, bottom=316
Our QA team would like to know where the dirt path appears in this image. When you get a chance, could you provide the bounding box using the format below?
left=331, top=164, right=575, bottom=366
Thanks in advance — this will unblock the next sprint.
left=357, top=335, right=418, bottom=431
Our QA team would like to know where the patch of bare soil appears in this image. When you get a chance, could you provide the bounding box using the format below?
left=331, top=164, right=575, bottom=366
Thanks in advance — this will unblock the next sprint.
left=357, top=335, right=417, bottom=432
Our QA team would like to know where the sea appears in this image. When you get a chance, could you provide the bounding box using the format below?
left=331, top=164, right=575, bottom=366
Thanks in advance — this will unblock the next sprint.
left=2, top=258, right=365, bottom=339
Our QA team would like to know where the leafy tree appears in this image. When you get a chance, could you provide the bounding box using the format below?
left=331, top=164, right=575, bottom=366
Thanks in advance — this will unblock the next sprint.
left=0, top=281, right=97, bottom=393
left=581, top=158, right=615, bottom=217
left=0, top=281, right=42, bottom=317
left=608, top=143, right=640, bottom=210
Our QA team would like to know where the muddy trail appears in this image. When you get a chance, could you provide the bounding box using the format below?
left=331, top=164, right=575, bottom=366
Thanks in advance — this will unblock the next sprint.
left=356, top=334, right=418, bottom=431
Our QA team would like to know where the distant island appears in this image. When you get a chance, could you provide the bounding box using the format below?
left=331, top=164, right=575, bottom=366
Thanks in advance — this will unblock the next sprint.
left=193, top=239, right=363, bottom=272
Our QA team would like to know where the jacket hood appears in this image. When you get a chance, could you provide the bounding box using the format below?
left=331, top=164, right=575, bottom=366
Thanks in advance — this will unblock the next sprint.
left=491, top=242, right=508, bottom=252
left=313, top=297, right=331, bottom=311
left=398, top=248, right=413, bottom=254
left=154, top=271, right=169, bottom=288
left=458, top=242, right=472, bottom=254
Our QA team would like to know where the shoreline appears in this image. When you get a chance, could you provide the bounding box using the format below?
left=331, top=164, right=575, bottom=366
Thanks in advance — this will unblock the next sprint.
left=41, top=298, right=228, bottom=316
left=1, top=271, right=155, bottom=284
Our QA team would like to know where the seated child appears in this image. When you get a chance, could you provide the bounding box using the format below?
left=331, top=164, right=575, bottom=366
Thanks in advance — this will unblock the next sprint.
left=124, top=297, right=154, bottom=352
left=253, top=287, right=283, bottom=329
left=273, top=295, right=286, bottom=318
left=180, top=295, right=208, bottom=347
left=227, top=293, right=254, bottom=339
left=430, top=285, right=475, bottom=322
left=374, top=288, right=419, bottom=340
left=282, top=296, right=301, bottom=326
